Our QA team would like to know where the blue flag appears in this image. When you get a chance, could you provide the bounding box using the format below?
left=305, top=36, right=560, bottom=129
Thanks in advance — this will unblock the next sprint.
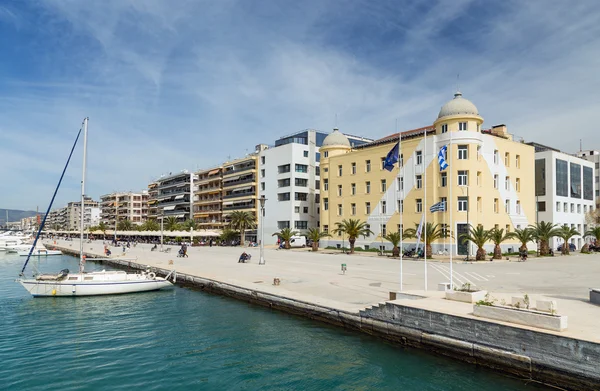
left=438, top=145, right=448, bottom=171
left=429, top=201, right=446, bottom=213
left=383, top=142, right=399, bottom=172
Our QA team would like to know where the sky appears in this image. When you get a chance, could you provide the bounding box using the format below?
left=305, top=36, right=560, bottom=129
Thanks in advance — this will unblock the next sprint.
left=1, top=0, right=599, bottom=211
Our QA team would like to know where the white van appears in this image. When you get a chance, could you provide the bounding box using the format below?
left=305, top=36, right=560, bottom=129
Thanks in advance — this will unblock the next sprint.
left=289, top=235, right=307, bottom=248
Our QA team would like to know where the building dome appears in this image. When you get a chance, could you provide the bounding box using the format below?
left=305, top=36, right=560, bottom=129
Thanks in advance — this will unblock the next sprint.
left=437, top=91, right=479, bottom=119
left=322, top=127, right=351, bottom=148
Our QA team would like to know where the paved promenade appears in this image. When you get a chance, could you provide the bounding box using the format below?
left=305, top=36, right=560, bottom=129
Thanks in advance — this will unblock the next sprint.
left=45, top=239, right=600, bottom=342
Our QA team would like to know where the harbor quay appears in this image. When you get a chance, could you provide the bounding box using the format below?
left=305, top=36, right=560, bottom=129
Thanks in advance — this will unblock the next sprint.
left=44, top=239, right=600, bottom=390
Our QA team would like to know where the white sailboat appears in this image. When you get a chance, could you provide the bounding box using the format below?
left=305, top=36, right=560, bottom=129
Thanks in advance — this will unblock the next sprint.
left=19, top=118, right=174, bottom=297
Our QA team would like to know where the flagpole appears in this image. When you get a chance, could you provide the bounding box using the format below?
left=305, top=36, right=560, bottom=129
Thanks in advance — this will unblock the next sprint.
left=449, top=127, right=454, bottom=290
left=398, top=121, right=403, bottom=291
left=424, top=128, right=428, bottom=291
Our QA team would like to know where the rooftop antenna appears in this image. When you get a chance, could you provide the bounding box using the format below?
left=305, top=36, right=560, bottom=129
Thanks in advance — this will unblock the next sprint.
left=335, top=113, right=338, bottom=129
left=456, top=73, right=460, bottom=93
left=580, top=139, right=582, bottom=152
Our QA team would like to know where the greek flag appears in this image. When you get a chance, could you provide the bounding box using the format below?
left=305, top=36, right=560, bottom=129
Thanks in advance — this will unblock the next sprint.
left=438, top=145, right=448, bottom=171
left=429, top=201, right=446, bottom=213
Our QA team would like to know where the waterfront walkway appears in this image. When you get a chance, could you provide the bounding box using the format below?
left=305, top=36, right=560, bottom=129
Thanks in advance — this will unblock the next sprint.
left=44, top=239, right=600, bottom=343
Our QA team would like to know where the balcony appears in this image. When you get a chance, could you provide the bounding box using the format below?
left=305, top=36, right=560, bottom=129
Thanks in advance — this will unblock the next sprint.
left=158, top=187, right=190, bottom=197
left=157, top=199, right=191, bottom=208
left=195, top=186, right=222, bottom=194
left=156, top=180, right=190, bottom=191
left=194, top=198, right=221, bottom=205
left=222, top=176, right=254, bottom=188
left=223, top=203, right=256, bottom=211
left=223, top=190, right=255, bottom=200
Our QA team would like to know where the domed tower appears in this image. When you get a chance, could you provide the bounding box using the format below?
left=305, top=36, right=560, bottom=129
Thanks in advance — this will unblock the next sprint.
left=433, top=91, right=483, bottom=133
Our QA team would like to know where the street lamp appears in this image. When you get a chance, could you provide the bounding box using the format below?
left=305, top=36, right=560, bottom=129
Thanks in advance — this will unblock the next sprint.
left=160, top=210, right=164, bottom=252
left=460, top=185, right=470, bottom=261
left=259, top=195, right=267, bottom=265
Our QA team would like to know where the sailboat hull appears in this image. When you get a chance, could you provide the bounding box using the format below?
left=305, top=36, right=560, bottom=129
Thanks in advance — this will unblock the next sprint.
left=19, top=271, right=173, bottom=297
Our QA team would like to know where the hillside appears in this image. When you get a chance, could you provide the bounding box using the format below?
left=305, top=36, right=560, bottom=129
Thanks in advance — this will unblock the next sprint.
left=0, top=209, right=38, bottom=224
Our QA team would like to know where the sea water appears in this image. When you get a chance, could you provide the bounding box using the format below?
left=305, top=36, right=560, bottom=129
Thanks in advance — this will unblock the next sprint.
left=1, top=253, right=546, bottom=390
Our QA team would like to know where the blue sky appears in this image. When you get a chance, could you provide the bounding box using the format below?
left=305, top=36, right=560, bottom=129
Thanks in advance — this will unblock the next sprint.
left=1, top=0, right=599, bottom=210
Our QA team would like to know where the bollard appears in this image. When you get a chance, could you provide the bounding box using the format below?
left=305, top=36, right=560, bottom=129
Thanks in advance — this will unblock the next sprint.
left=341, top=263, right=347, bottom=274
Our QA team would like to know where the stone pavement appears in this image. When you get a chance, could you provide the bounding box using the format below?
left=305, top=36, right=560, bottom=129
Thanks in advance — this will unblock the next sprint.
left=45, top=239, right=600, bottom=342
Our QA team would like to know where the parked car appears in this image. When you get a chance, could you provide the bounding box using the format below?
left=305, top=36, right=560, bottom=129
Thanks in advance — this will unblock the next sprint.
left=557, top=243, right=576, bottom=252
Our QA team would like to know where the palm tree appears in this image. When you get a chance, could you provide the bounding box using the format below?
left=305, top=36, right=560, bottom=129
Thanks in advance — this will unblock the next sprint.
left=165, top=216, right=180, bottom=231
left=117, top=219, right=134, bottom=231
left=332, top=219, right=373, bottom=254
left=384, top=231, right=401, bottom=257
left=228, top=211, right=256, bottom=246
left=459, top=225, right=489, bottom=261
left=306, top=228, right=331, bottom=252
left=272, top=228, right=299, bottom=249
left=555, top=225, right=580, bottom=255
left=529, top=221, right=559, bottom=256
left=404, top=222, right=447, bottom=258
left=508, top=227, right=535, bottom=253
left=142, top=219, right=160, bottom=232
left=219, top=228, right=238, bottom=244
left=488, top=228, right=512, bottom=259
left=182, top=219, right=197, bottom=231
left=584, top=226, right=600, bottom=243
left=97, top=221, right=108, bottom=239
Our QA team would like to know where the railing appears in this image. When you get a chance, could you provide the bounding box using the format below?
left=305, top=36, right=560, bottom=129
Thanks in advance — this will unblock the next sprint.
left=222, top=177, right=254, bottom=188
left=223, top=204, right=255, bottom=211
left=158, top=187, right=190, bottom=197
left=222, top=165, right=256, bottom=177
left=194, top=198, right=222, bottom=204
left=223, top=191, right=255, bottom=200
left=157, top=199, right=191, bottom=208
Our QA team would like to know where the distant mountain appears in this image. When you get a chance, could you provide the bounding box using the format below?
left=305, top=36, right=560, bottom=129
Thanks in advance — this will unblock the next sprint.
left=0, top=209, right=38, bottom=224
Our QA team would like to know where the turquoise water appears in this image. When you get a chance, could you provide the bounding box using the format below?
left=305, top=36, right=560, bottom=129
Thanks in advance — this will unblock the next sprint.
left=1, top=253, right=546, bottom=390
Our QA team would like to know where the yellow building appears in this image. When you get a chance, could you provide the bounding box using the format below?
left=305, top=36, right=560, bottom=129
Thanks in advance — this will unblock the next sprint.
left=320, top=92, right=536, bottom=255
left=193, top=166, right=224, bottom=230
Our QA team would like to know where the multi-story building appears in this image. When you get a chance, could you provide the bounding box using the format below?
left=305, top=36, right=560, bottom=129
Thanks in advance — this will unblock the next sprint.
left=532, top=143, right=596, bottom=250
left=100, top=191, right=149, bottom=227
left=259, top=129, right=372, bottom=245
left=221, top=154, right=259, bottom=242
left=66, top=197, right=100, bottom=231
left=320, top=91, right=536, bottom=254
left=193, top=166, right=224, bottom=230
left=147, top=172, right=194, bottom=222
left=576, top=149, right=600, bottom=209
left=46, top=207, right=68, bottom=230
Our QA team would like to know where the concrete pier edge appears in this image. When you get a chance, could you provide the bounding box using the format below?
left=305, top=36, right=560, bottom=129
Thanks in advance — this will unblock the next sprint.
left=66, top=248, right=599, bottom=391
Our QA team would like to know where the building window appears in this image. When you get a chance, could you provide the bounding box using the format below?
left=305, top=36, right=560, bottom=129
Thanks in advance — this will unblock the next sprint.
left=398, top=176, right=404, bottom=191
left=382, top=201, right=387, bottom=214
left=477, top=196, right=482, bottom=212
left=278, top=178, right=291, bottom=187
left=295, top=192, right=308, bottom=201
left=278, top=193, right=290, bottom=201
left=516, top=155, right=520, bottom=168
left=303, top=206, right=308, bottom=213
left=416, top=151, right=423, bottom=165
left=381, top=179, right=387, bottom=192
left=303, top=151, right=308, bottom=158
left=295, top=178, right=308, bottom=187
left=556, top=159, right=568, bottom=197
left=315, top=180, right=320, bottom=189
left=516, top=201, right=521, bottom=214
left=458, top=145, right=468, bottom=160
left=324, top=151, right=329, bottom=158
left=351, top=183, right=356, bottom=195
left=538, top=201, right=546, bottom=212
left=261, top=169, right=265, bottom=178
left=584, top=205, right=588, bottom=213
left=323, top=225, right=329, bottom=233
left=556, top=202, right=560, bottom=212
left=295, top=221, right=308, bottom=230
left=295, top=164, right=308, bottom=173
left=458, top=170, right=468, bottom=186
left=277, top=221, right=290, bottom=229
left=338, top=185, right=342, bottom=197
left=315, top=166, right=320, bottom=176
left=494, top=174, right=498, bottom=189
left=416, top=175, right=422, bottom=189
left=505, top=176, right=510, bottom=190
left=571, top=203, right=574, bottom=213
left=506, top=200, right=510, bottom=213
left=515, top=178, right=520, bottom=192
left=351, top=162, right=356, bottom=175
left=337, top=204, right=342, bottom=216
left=366, top=202, right=371, bottom=214
left=398, top=224, right=403, bottom=233
left=493, top=150, right=499, bottom=164
left=505, top=152, right=510, bottom=166
left=295, top=206, right=300, bottom=213
left=416, top=199, right=422, bottom=212
left=506, top=225, right=510, bottom=233
left=494, top=198, right=498, bottom=213
left=458, top=197, right=468, bottom=212
left=261, top=156, right=265, bottom=164
left=459, top=122, right=467, bottom=131
left=351, top=203, right=356, bottom=215
left=365, top=181, right=371, bottom=194
left=398, top=200, right=403, bottom=213
left=261, top=182, right=265, bottom=191
left=380, top=157, right=386, bottom=170
left=570, top=162, right=582, bottom=198
left=441, top=172, right=447, bottom=187
left=323, top=198, right=328, bottom=210
left=365, top=160, right=371, bottom=172
left=381, top=224, right=387, bottom=237
left=441, top=124, right=448, bottom=133
left=563, top=202, right=567, bottom=212
left=477, top=171, right=482, bottom=186
left=323, top=179, right=328, bottom=191
left=278, top=164, right=291, bottom=173
left=338, top=165, right=343, bottom=176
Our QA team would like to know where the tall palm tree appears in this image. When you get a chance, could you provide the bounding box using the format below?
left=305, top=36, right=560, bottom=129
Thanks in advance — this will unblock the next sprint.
left=332, top=219, right=373, bottom=254
left=182, top=219, right=197, bottom=231
left=97, top=221, right=108, bottom=239
left=508, top=227, right=535, bottom=252
left=488, top=228, right=512, bottom=259
left=384, top=231, right=401, bottom=257
left=228, top=211, right=256, bottom=246
left=219, top=228, right=238, bottom=244
left=529, top=221, right=559, bottom=256
left=272, top=228, right=299, bottom=249
left=117, top=219, right=134, bottom=231
left=306, top=228, right=331, bottom=252
left=584, top=226, right=600, bottom=243
left=142, top=219, right=160, bottom=232
left=404, top=222, right=447, bottom=258
left=459, top=225, right=489, bottom=261
left=555, top=225, right=580, bottom=255
left=165, top=216, right=180, bottom=231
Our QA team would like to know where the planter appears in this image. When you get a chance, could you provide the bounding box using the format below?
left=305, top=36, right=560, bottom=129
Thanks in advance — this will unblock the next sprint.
left=473, top=304, right=567, bottom=331
left=445, top=290, right=488, bottom=303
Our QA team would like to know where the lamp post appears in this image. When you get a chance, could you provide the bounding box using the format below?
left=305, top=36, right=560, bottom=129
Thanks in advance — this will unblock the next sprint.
left=160, top=210, right=164, bottom=252
left=259, top=195, right=267, bottom=265
left=460, top=185, right=470, bottom=261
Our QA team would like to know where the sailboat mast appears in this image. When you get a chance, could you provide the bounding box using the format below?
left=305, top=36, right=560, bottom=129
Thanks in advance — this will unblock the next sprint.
left=80, top=117, right=89, bottom=273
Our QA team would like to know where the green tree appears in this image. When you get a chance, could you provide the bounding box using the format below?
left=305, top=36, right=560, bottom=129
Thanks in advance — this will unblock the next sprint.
left=97, top=221, right=108, bottom=238
left=142, top=219, right=160, bottom=232
left=219, top=228, right=238, bottom=244
left=117, top=219, right=134, bottom=231
left=383, top=231, right=401, bottom=257
left=488, top=228, right=512, bottom=259
left=332, top=219, right=373, bottom=254
left=529, top=221, right=559, bottom=256
left=404, top=222, right=447, bottom=258
left=459, top=225, right=489, bottom=261
left=555, top=225, right=580, bottom=255
left=228, top=211, right=256, bottom=246
left=272, top=228, right=299, bottom=249
left=165, top=216, right=180, bottom=231
left=306, top=228, right=331, bottom=252
left=182, top=219, right=197, bottom=231
left=584, top=226, right=600, bottom=243
left=508, top=227, right=535, bottom=252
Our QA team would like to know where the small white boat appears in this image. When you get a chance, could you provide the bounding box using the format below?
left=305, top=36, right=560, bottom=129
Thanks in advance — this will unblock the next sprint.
left=18, top=247, right=63, bottom=256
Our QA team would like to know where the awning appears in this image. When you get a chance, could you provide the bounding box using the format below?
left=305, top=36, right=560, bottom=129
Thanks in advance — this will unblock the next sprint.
left=208, top=169, right=220, bottom=176
left=224, top=175, right=240, bottom=181
left=147, top=200, right=157, bottom=205
left=223, top=202, right=234, bottom=206
left=164, top=205, right=176, bottom=211
left=175, top=214, right=185, bottom=218
left=175, top=195, right=185, bottom=200
left=234, top=186, right=252, bottom=192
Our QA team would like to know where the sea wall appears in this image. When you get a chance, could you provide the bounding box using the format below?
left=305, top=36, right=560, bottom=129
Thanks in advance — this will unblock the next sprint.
left=68, top=250, right=600, bottom=391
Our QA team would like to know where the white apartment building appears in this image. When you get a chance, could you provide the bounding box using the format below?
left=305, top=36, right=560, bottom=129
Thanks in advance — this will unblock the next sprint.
left=259, top=129, right=372, bottom=245
left=531, top=143, right=596, bottom=250
left=66, top=197, right=100, bottom=231
left=576, top=150, right=600, bottom=202
left=101, top=191, right=149, bottom=226
left=148, top=172, right=194, bottom=222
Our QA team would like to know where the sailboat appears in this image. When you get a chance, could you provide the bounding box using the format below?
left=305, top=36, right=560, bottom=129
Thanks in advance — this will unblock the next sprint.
left=18, top=118, right=174, bottom=297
